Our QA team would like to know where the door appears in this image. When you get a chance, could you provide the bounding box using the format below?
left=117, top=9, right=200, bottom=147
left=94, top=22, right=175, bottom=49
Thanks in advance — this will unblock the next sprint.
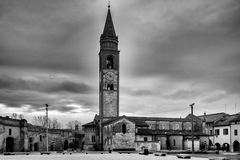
left=233, top=141, right=240, bottom=152
left=6, top=137, right=14, bottom=152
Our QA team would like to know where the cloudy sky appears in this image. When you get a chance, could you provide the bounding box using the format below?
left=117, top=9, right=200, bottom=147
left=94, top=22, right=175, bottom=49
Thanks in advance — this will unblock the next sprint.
left=0, top=0, right=240, bottom=126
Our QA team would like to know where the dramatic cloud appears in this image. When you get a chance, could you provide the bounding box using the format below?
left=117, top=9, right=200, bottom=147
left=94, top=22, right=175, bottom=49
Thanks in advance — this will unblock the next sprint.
left=0, top=0, right=240, bottom=125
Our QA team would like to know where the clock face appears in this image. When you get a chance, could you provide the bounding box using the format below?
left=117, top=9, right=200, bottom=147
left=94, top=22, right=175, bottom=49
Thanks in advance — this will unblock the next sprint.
left=105, top=71, right=115, bottom=81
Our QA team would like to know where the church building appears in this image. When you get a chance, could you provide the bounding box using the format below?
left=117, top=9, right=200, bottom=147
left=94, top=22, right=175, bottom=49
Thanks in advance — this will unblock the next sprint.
left=82, top=5, right=209, bottom=151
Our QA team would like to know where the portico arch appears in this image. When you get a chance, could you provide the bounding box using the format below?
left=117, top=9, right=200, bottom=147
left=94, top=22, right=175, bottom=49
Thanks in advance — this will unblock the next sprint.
left=215, top=143, right=220, bottom=150
left=222, top=143, right=230, bottom=151
left=64, top=140, right=68, bottom=150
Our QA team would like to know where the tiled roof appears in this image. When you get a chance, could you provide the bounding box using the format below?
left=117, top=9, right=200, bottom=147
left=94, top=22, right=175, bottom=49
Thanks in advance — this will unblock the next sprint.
left=102, top=115, right=136, bottom=126
left=82, top=121, right=96, bottom=127
left=127, top=116, right=190, bottom=122
left=230, top=114, right=240, bottom=122
left=136, top=128, right=207, bottom=136
left=214, top=114, right=239, bottom=126
left=185, top=114, right=203, bottom=122
left=198, top=112, right=228, bottom=123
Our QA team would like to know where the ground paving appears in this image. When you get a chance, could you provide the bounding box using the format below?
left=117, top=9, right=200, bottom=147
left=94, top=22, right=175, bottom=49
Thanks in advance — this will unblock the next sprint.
left=0, top=152, right=209, bottom=160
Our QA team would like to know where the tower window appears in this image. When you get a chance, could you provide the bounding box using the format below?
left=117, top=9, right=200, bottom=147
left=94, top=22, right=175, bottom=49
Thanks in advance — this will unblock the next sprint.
left=92, top=136, right=96, bottom=142
left=144, top=137, right=148, bottom=141
left=106, top=56, right=113, bottom=69
left=9, top=128, right=12, bottom=135
left=122, top=124, right=126, bottom=134
left=107, top=84, right=114, bottom=90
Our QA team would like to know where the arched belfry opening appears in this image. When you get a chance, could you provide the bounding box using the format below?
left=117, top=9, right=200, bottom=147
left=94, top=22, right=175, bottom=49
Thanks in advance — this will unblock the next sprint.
left=106, top=56, right=113, bottom=69
left=107, top=84, right=114, bottom=91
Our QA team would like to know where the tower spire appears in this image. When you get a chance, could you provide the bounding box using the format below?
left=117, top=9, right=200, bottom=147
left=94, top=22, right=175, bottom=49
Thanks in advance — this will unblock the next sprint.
left=108, top=1, right=110, bottom=9
left=101, top=3, right=117, bottom=39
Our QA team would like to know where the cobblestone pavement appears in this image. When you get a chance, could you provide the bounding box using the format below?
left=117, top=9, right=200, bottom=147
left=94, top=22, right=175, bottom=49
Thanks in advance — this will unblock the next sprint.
left=0, top=152, right=208, bottom=160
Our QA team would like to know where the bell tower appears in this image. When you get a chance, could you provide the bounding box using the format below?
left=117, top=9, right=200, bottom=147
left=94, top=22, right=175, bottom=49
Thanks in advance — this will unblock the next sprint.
left=99, top=4, right=119, bottom=120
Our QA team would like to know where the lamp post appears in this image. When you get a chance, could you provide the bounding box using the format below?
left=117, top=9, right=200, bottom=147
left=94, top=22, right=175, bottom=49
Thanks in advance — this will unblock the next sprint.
left=45, top=104, right=49, bottom=153
left=190, top=103, right=195, bottom=154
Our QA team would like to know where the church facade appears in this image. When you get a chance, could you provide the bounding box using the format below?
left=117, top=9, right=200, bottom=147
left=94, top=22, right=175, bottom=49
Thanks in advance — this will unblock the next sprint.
left=82, top=6, right=209, bottom=151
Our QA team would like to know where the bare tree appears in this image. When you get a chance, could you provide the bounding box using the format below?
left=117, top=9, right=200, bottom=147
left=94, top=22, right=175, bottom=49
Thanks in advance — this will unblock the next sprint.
left=11, top=113, right=17, bottom=119
left=32, top=115, right=62, bottom=129
left=32, top=115, right=47, bottom=127
left=65, top=120, right=81, bottom=130
left=51, top=118, right=62, bottom=129
left=19, top=114, right=24, bottom=120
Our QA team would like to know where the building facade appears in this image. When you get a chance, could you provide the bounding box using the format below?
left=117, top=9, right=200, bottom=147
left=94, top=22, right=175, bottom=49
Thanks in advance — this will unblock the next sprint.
left=0, top=116, right=83, bottom=152
left=198, top=112, right=240, bottom=152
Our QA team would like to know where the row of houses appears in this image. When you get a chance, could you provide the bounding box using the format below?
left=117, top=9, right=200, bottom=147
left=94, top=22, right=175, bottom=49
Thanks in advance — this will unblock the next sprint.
left=199, top=112, right=240, bottom=152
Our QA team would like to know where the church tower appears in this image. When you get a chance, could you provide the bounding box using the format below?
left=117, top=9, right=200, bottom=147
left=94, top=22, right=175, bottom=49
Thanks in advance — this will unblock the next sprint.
left=99, top=5, right=119, bottom=120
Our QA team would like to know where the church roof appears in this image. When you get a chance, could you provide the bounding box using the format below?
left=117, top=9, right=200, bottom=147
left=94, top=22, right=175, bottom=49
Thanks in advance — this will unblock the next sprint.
left=127, top=116, right=191, bottom=122
left=136, top=128, right=208, bottom=136
left=82, top=121, right=96, bottom=127
left=101, top=5, right=117, bottom=39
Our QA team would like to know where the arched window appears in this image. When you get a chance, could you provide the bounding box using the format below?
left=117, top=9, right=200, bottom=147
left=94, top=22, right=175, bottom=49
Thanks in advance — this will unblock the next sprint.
left=122, top=124, right=126, bottom=134
left=106, top=56, right=113, bottom=69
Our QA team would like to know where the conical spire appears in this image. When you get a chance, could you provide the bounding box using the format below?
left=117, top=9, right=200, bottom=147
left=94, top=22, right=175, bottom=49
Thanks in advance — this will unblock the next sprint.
left=101, top=5, right=117, bottom=38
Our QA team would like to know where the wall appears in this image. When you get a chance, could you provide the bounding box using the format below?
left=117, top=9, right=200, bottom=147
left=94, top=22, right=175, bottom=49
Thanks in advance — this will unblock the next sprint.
left=136, top=135, right=152, bottom=142
left=183, top=122, right=192, bottom=130
left=157, top=121, right=170, bottom=130
left=170, top=122, right=182, bottom=130
left=83, top=127, right=96, bottom=150
left=0, top=117, right=82, bottom=152
left=0, top=118, right=27, bottom=152
left=103, top=91, right=118, bottom=117
left=169, top=136, right=183, bottom=150
left=157, top=136, right=167, bottom=150
left=135, top=142, right=161, bottom=151
left=214, top=126, right=230, bottom=146
left=103, top=118, right=135, bottom=150
left=199, top=136, right=209, bottom=150
left=230, top=123, right=240, bottom=152
left=184, top=139, right=200, bottom=151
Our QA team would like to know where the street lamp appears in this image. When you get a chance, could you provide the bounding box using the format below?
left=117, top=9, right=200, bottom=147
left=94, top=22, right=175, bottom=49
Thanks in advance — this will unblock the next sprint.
left=45, top=104, right=49, bottom=153
left=190, top=103, right=195, bottom=154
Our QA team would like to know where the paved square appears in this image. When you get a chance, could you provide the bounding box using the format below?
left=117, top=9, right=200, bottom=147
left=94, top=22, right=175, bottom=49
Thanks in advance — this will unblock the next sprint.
left=0, top=153, right=208, bottom=160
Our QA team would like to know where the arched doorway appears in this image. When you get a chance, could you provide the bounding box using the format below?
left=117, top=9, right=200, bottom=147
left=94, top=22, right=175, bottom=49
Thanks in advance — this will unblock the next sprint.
left=222, top=143, right=230, bottom=151
left=34, top=143, right=39, bottom=151
left=6, top=137, right=14, bottom=152
left=64, top=140, right=68, bottom=150
left=50, top=144, right=54, bottom=151
left=215, top=143, right=221, bottom=150
left=233, top=141, right=240, bottom=152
